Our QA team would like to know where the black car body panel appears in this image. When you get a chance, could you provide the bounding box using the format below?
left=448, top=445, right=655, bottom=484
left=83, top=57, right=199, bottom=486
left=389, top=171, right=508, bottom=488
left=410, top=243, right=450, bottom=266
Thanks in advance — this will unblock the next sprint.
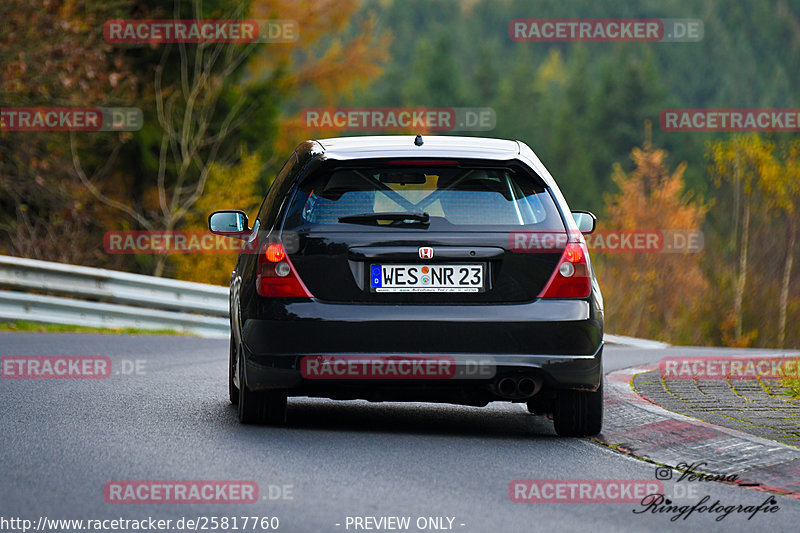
left=224, top=135, right=604, bottom=414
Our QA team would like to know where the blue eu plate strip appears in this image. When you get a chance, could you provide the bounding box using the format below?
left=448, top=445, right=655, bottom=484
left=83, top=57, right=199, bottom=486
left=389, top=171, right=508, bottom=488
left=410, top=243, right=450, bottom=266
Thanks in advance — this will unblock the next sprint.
left=371, top=265, right=382, bottom=288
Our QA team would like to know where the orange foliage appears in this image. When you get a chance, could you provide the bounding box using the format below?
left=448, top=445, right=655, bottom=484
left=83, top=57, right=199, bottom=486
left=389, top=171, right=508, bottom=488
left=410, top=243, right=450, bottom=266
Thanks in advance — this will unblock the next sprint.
left=247, top=0, right=390, bottom=151
left=596, top=127, right=710, bottom=343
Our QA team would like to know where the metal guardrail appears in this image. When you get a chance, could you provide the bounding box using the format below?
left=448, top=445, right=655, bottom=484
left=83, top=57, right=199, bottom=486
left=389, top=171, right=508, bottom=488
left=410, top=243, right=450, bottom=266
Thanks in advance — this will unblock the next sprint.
left=0, top=255, right=229, bottom=338
left=603, top=333, right=669, bottom=349
left=0, top=254, right=667, bottom=347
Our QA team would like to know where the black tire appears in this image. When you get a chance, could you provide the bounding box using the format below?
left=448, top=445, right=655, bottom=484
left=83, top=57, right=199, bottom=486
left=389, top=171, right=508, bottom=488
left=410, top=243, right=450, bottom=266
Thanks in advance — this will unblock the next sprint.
left=526, top=396, right=548, bottom=415
left=238, top=350, right=267, bottom=424
left=237, top=351, right=288, bottom=425
left=229, top=337, right=239, bottom=405
left=553, top=382, right=603, bottom=437
left=265, top=389, right=288, bottom=425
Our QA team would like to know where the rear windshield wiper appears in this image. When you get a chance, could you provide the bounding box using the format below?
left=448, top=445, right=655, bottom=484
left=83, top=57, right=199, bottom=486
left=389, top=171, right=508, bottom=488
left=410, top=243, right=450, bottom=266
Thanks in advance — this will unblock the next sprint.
left=338, top=212, right=430, bottom=225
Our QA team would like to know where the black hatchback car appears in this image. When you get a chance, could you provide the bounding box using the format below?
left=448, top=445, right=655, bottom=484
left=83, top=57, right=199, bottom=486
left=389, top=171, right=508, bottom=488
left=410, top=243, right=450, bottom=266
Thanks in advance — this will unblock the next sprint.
left=209, top=135, right=604, bottom=436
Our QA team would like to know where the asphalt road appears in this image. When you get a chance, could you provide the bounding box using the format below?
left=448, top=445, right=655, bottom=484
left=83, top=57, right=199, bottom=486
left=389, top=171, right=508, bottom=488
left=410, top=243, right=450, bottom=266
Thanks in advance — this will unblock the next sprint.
left=1, top=333, right=798, bottom=533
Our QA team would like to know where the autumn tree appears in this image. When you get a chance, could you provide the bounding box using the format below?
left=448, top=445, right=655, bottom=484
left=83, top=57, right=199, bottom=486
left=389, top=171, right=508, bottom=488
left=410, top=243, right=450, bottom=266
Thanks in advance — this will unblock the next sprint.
left=596, top=123, right=709, bottom=343
left=66, top=0, right=388, bottom=278
left=71, top=0, right=266, bottom=276
left=775, top=141, right=800, bottom=347
left=0, top=0, right=138, bottom=266
left=708, top=135, right=780, bottom=346
left=170, top=150, right=263, bottom=285
left=263, top=0, right=389, bottom=152
left=751, top=139, right=800, bottom=348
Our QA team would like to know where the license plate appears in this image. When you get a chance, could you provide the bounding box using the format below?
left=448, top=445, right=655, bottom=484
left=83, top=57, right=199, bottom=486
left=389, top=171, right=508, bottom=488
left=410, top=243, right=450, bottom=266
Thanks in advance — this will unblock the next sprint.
left=370, top=264, right=484, bottom=292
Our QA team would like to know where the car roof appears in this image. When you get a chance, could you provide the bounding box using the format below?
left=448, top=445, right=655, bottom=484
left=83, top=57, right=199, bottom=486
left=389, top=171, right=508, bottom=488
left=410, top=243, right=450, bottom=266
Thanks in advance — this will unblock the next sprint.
left=303, top=135, right=559, bottom=193
left=314, top=135, right=521, bottom=160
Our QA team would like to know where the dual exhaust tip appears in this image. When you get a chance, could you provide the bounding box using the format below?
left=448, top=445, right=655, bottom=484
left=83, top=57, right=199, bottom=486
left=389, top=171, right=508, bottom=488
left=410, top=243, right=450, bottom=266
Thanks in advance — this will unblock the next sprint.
left=496, top=376, right=542, bottom=399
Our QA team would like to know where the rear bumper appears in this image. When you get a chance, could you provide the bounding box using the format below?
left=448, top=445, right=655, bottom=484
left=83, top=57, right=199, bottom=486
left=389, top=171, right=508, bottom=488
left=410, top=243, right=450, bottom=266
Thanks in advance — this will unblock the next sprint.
left=239, top=298, right=603, bottom=396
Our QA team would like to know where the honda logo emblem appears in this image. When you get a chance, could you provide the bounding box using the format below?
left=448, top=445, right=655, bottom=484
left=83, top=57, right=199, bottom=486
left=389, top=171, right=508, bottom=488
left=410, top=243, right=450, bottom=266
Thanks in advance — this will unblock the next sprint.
left=419, top=247, right=434, bottom=259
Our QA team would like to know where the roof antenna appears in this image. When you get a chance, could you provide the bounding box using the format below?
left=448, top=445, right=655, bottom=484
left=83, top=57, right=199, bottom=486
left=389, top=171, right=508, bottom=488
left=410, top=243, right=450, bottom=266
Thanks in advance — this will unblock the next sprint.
left=414, top=134, right=423, bottom=146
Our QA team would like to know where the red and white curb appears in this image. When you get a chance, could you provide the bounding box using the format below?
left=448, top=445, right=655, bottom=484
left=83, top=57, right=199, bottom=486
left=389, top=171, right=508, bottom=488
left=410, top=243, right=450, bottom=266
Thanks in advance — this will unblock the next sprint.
left=600, top=365, right=800, bottom=498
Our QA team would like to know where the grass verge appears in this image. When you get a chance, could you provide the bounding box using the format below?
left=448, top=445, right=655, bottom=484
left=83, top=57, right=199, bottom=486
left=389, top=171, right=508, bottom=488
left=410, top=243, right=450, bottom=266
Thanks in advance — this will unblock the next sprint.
left=781, top=359, right=800, bottom=399
left=0, top=320, right=193, bottom=336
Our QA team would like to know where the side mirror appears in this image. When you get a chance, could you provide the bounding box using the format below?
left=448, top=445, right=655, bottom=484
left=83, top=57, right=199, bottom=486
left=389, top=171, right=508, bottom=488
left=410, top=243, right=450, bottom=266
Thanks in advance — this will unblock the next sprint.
left=571, top=211, right=596, bottom=234
left=208, top=210, right=251, bottom=239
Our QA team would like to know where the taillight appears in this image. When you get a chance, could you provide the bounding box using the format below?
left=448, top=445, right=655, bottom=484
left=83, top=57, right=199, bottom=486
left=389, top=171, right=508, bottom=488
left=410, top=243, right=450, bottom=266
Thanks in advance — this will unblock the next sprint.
left=256, top=243, right=313, bottom=298
left=537, top=240, right=591, bottom=298
left=265, top=243, right=286, bottom=262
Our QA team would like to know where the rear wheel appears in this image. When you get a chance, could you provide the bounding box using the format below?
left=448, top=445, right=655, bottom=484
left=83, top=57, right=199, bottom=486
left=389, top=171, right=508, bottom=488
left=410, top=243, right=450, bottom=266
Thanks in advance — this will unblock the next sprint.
left=229, top=337, right=239, bottom=405
left=237, top=352, right=265, bottom=424
left=237, top=351, right=288, bottom=425
left=526, top=395, right=549, bottom=415
left=265, top=390, right=288, bottom=425
left=553, top=382, right=603, bottom=437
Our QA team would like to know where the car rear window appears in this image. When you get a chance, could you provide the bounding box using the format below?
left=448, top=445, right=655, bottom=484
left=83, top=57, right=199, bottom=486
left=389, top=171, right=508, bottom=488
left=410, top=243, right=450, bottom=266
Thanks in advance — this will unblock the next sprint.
left=285, top=164, right=566, bottom=231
